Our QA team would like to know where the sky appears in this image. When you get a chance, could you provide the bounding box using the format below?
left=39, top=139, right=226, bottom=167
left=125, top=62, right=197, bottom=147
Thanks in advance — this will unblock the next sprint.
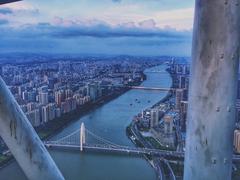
left=0, top=0, right=195, bottom=56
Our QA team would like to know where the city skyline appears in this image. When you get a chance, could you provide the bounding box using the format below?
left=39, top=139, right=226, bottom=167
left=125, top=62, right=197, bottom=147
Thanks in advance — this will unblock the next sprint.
left=1, top=1, right=239, bottom=180
left=0, top=0, right=194, bottom=56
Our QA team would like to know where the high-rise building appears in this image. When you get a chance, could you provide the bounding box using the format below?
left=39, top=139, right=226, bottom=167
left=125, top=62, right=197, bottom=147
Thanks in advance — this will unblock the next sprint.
left=22, top=91, right=28, bottom=102
left=27, top=102, right=36, bottom=112
left=43, top=75, right=48, bottom=83
left=237, top=80, right=240, bottom=99
left=164, top=114, right=174, bottom=135
left=150, top=109, right=159, bottom=128
left=48, top=103, right=56, bottom=121
left=28, top=91, right=37, bottom=102
left=41, top=103, right=56, bottom=123
left=236, top=80, right=240, bottom=123
left=13, top=75, right=23, bottom=84
left=20, top=104, right=28, bottom=113
left=65, top=89, right=73, bottom=99
left=38, top=85, right=48, bottom=93
left=179, top=76, right=189, bottom=89
left=18, top=86, right=24, bottom=96
left=41, top=105, right=48, bottom=123
left=87, top=83, right=99, bottom=102
left=236, top=99, right=240, bottom=123
left=179, top=76, right=186, bottom=89
left=182, top=88, right=189, bottom=101
left=234, top=129, right=240, bottom=153
left=175, top=89, right=183, bottom=110
left=39, top=92, right=48, bottom=105
left=55, top=108, right=61, bottom=118
left=55, top=90, right=65, bottom=106
left=176, top=64, right=183, bottom=74
left=26, top=109, right=41, bottom=127
left=0, top=65, right=2, bottom=76
left=180, top=101, right=188, bottom=132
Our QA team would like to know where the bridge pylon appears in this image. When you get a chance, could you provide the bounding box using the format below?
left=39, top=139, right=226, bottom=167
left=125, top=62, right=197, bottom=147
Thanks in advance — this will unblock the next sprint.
left=80, top=123, right=86, bottom=151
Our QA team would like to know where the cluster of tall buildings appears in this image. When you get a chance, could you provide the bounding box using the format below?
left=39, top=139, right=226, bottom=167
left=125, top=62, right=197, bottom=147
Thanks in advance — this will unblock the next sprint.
left=150, top=62, right=190, bottom=148
left=149, top=108, right=176, bottom=148
left=170, top=62, right=190, bottom=133
left=0, top=59, right=153, bottom=129
left=150, top=108, right=162, bottom=128
left=18, top=84, right=91, bottom=127
left=149, top=107, right=175, bottom=135
left=133, top=61, right=190, bottom=149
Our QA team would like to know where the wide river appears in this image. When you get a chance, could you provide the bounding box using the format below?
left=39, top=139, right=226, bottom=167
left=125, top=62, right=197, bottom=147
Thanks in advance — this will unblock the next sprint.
left=0, top=64, right=172, bottom=180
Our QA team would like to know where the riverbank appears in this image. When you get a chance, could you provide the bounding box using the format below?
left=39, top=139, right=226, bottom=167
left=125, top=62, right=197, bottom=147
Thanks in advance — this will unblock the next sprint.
left=0, top=90, right=135, bottom=169
left=38, top=71, right=147, bottom=141
left=0, top=64, right=170, bottom=180
left=0, top=72, right=147, bottom=169
left=126, top=66, right=175, bottom=179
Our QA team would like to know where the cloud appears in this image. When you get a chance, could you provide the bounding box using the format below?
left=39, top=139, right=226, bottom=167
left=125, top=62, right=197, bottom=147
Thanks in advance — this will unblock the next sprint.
left=119, top=22, right=136, bottom=28
left=0, top=4, right=39, bottom=27
left=0, top=8, right=13, bottom=15
left=0, top=0, right=194, bottom=56
left=0, top=19, right=192, bottom=42
left=0, top=19, right=192, bottom=56
left=0, top=2, right=39, bottom=17
left=16, top=9, right=39, bottom=16
left=50, top=26, right=190, bottom=39
left=0, top=19, right=9, bottom=25
left=10, top=22, right=189, bottom=42
left=112, top=0, right=121, bottom=2
left=138, top=19, right=156, bottom=29
left=22, top=17, right=190, bottom=40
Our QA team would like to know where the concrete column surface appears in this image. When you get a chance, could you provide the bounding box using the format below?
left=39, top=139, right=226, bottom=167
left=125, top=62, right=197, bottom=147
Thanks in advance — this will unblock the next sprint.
left=184, top=0, right=240, bottom=180
left=0, top=77, right=65, bottom=180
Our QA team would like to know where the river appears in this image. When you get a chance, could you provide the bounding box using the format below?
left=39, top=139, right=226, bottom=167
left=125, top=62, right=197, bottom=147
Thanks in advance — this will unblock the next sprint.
left=0, top=64, right=172, bottom=180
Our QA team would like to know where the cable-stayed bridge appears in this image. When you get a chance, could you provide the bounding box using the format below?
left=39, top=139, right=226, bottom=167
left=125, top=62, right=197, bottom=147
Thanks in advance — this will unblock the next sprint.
left=44, top=123, right=240, bottom=162
left=44, top=123, right=182, bottom=159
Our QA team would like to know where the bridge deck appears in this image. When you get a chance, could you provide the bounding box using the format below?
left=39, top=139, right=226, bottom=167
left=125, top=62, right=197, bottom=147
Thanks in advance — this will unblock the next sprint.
left=128, top=86, right=174, bottom=91
left=44, top=142, right=240, bottom=162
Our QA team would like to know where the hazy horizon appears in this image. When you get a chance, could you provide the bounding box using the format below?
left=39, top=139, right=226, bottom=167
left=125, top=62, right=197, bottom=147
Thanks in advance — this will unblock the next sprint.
left=0, top=0, right=194, bottom=56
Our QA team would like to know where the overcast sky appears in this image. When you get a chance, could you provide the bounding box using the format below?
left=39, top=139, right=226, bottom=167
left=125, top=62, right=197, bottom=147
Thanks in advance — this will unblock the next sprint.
left=0, top=0, right=195, bottom=56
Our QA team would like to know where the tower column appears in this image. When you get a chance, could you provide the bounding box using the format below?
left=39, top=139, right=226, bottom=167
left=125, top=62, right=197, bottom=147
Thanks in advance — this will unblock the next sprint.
left=0, top=77, right=64, bottom=180
left=184, top=0, right=240, bottom=180
left=80, top=123, right=86, bottom=151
